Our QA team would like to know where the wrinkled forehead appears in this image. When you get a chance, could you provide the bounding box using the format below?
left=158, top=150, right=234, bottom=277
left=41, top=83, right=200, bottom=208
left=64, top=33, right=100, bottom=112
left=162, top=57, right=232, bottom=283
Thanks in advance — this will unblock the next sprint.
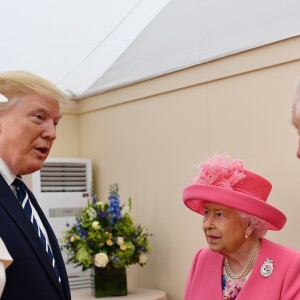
left=5, top=94, right=61, bottom=117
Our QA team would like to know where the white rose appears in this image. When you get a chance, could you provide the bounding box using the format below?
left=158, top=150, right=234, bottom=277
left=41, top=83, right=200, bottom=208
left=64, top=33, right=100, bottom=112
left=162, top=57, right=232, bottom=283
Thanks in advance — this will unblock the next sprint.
left=139, top=253, right=147, bottom=264
left=117, top=237, right=124, bottom=246
left=94, top=253, right=109, bottom=268
left=92, top=221, right=100, bottom=230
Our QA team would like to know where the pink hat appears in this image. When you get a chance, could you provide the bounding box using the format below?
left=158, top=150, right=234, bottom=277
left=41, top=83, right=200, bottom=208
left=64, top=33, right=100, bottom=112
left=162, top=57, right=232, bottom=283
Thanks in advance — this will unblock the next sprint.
left=183, top=154, right=286, bottom=230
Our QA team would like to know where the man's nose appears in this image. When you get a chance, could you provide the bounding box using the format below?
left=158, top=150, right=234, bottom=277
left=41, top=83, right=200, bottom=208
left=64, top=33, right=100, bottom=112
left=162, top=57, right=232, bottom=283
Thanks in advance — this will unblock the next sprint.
left=42, top=121, right=57, bottom=140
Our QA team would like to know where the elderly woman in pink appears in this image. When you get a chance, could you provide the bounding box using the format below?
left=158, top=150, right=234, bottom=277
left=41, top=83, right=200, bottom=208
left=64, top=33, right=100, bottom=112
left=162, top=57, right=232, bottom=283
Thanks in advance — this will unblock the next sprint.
left=183, top=154, right=300, bottom=300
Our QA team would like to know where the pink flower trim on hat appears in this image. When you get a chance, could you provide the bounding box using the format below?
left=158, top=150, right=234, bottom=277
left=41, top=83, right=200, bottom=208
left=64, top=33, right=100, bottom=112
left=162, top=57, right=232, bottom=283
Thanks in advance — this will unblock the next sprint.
left=192, top=154, right=247, bottom=191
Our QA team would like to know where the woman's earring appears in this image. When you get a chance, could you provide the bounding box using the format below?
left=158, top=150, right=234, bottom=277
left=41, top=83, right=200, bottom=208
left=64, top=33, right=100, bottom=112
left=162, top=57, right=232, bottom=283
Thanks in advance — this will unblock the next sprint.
left=245, top=234, right=249, bottom=239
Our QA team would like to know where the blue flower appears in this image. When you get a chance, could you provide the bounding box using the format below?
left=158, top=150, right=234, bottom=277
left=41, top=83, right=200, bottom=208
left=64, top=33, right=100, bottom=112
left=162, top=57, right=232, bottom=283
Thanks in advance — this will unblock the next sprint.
left=108, top=186, right=122, bottom=224
left=76, top=223, right=87, bottom=238
left=97, top=210, right=108, bottom=220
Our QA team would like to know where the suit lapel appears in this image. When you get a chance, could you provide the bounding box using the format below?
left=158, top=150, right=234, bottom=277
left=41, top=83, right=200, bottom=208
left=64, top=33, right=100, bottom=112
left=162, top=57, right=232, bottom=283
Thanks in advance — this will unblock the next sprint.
left=0, top=175, right=65, bottom=299
left=25, top=186, right=70, bottom=299
left=205, top=252, right=224, bottom=298
left=194, top=250, right=224, bottom=299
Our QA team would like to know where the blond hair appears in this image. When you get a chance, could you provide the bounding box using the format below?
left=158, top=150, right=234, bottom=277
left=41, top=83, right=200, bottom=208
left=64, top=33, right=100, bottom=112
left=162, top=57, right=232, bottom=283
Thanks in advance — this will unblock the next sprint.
left=0, top=70, right=73, bottom=111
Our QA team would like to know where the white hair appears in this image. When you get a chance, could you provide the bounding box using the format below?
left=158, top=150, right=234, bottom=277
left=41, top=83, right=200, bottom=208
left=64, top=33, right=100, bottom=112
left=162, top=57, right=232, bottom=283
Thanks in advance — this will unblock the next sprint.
left=238, top=211, right=268, bottom=238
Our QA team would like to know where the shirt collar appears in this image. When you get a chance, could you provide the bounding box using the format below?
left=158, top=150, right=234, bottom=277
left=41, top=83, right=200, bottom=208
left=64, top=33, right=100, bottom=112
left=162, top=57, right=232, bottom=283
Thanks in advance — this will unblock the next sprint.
left=0, top=157, right=16, bottom=185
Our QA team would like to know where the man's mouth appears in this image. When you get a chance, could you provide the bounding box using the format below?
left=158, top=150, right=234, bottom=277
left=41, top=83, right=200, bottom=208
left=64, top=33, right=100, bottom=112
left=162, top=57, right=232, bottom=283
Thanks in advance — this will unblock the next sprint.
left=35, top=147, right=49, bottom=156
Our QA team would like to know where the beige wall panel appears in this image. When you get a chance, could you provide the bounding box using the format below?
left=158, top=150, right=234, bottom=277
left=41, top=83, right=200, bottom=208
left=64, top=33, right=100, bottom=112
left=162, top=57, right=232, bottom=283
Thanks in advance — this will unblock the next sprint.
left=75, top=60, right=300, bottom=299
left=54, top=37, right=300, bottom=300
left=78, top=104, right=136, bottom=197
left=78, top=103, right=139, bottom=287
left=132, top=87, right=207, bottom=297
left=50, top=113, right=80, bottom=157
left=78, top=86, right=207, bottom=298
left=207, top=63, right=300, bottom=250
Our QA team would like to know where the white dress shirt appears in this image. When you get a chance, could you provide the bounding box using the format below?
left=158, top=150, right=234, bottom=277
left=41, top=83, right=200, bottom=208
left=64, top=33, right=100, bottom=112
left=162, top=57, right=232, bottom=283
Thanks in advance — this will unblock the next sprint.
left=0, top=157, right=53, bottom=255
left=0, top=238, right=13, bottom=297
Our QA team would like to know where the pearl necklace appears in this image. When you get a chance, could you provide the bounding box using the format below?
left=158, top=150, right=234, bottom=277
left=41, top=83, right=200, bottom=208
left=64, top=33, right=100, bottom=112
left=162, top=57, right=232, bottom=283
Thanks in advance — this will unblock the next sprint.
left=224, top=239, right=260, bottom=279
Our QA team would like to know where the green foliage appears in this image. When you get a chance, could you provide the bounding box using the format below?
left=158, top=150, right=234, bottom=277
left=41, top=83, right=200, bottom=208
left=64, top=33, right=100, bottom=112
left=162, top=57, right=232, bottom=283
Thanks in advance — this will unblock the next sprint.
left=62, top=184, right=151, bottom=271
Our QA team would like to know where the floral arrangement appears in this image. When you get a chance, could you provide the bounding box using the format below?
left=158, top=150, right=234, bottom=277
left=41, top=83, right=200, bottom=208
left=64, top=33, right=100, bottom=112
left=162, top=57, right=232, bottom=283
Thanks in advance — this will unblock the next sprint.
left=62, top=183, right=151, bottom=270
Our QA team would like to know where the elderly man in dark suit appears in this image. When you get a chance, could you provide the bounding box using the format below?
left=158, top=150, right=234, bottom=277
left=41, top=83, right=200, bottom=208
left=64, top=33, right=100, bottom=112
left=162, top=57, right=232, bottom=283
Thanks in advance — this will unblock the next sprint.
left=0, top=71, right=71, bottom=300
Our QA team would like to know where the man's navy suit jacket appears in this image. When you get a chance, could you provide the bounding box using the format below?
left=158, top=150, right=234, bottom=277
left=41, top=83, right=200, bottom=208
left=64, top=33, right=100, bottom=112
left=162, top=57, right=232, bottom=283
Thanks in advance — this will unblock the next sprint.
left=0, top=175, right=71, bottom=300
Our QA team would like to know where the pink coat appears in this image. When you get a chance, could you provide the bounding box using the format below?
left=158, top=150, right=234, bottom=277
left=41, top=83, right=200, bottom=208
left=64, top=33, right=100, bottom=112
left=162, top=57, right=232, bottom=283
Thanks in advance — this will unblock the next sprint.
left=184, top=238, right=300, bottom=299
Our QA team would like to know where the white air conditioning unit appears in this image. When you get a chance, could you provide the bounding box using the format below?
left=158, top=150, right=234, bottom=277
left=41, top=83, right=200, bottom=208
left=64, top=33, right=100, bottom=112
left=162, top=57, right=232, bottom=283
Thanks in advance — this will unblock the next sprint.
left=30, top=157, right=93, bottom=290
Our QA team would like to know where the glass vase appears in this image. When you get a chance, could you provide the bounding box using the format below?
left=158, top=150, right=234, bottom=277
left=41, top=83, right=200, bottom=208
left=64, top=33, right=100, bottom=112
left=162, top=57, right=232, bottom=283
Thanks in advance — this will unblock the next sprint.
left=91, top=266, right=127, bottom=298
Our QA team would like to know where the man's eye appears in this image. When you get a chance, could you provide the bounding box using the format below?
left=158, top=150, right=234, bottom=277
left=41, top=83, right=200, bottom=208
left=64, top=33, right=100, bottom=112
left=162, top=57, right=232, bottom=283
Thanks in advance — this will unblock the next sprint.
left=35, top=114, right=44, bottom=120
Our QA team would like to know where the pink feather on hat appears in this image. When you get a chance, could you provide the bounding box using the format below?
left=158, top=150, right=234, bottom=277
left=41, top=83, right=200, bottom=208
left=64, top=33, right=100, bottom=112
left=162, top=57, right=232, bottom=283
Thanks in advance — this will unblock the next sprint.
left=192, top=154, right=247, bottom=190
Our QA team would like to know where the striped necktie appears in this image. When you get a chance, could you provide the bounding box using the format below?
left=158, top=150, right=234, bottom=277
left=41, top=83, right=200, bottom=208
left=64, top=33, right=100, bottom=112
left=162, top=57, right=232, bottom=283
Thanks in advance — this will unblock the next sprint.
left=13, top=177, right=61, bottom=282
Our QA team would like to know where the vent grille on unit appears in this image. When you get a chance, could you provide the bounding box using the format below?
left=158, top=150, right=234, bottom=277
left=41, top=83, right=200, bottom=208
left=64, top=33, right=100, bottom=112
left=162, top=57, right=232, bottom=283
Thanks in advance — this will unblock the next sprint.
left=68, top=271, right=91, bottom=290
left=40, top=162, right=88, bottom=193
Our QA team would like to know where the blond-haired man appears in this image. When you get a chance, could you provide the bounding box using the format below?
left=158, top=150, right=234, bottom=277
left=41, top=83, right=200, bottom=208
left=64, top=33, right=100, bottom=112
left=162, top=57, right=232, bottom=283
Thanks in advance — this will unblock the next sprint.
left=0, top=71, right=71, bottom=300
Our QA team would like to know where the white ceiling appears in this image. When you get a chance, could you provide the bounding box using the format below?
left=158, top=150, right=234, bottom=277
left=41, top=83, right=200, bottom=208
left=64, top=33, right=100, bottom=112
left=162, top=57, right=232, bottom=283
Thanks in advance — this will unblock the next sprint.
left=1, top=0, right=300, bottom=99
